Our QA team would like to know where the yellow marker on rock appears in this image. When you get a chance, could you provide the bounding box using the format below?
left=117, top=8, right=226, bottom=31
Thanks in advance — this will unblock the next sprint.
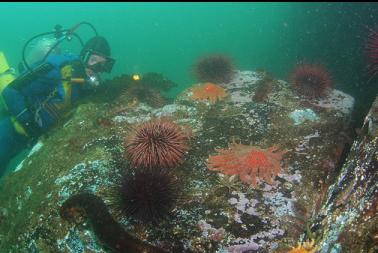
left=132, top=74, right=141, bottom=81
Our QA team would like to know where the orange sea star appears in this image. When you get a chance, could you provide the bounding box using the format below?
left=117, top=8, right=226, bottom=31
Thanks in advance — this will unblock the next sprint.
left=288, top=239, right=318, bottom=253
left=207, top=143, right=288, bottom=186
left=191, top=82, right=228, bottom=103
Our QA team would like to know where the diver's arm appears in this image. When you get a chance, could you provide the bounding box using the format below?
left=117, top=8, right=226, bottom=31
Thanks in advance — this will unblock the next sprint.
left=2, top=86, right=30, bottom=121
left=1, top=85, right=40, bottom=136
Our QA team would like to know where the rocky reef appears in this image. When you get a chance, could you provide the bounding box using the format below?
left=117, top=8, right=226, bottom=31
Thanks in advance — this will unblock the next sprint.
left=0, top=69, right=374, bottom=253
left=314, top=95, right=378, bottom=253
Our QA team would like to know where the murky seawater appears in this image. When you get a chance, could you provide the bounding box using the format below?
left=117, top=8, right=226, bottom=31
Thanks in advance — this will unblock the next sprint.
left=0, top=3, right=377, bottom=253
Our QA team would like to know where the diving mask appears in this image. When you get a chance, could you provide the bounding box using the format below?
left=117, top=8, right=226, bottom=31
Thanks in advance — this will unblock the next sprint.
left=83, top=50, right=115, bottom=73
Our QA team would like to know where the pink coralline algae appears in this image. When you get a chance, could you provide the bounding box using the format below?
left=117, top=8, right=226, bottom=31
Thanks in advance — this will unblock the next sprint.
left=207, top=143, right=288, bottom=186
left=197, top=220, right=226, bottom=242
left=226, top=242, right=260, bottom=252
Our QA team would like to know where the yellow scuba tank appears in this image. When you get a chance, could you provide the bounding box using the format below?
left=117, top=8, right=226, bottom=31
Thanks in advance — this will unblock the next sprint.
left=0, top=52, right=28, bottom=136
left=0, top=51, right=16, bottom=94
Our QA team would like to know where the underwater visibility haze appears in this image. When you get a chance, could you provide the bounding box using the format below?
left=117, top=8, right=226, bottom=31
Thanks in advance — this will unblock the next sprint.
left=0, top=2, right=377, bottom=253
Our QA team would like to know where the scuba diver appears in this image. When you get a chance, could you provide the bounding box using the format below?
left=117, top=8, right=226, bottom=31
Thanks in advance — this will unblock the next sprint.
left=0, top=22, right=115, bottom=178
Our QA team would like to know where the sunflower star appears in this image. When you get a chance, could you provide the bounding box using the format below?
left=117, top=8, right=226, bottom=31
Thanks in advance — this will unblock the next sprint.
left=288, top=239, right=318, bottom=253
left=207, top=143, right=288, bottom=186
left=191, top=82, right=228, bottom=103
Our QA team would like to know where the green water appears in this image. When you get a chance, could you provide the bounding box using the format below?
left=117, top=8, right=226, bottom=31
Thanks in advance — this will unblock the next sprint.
left=1, top=2, right=377, bottom=120
left=0, top=4, right=377, bottom=250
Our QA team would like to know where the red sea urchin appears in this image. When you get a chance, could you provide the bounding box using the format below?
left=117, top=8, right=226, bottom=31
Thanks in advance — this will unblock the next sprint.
left=290, top=63, right=332, bottom=98
left=367, top=28, right=378, bottom=76
left=125, top=119, right=189, bottom=169
left=194, top=55, right=235, bottom=84
left=118, top=168, right=180, bottom=224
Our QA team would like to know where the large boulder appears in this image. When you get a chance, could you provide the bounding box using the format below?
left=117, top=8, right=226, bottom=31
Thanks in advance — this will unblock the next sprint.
left=0, top=70, right=360, bottom=252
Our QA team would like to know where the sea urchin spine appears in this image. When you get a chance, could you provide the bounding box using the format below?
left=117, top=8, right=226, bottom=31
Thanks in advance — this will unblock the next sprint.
left=290, top=63, right=332, bottom=98
left=194, top=55, right=235, bottom=84
left=367, top=28, right=378, bottom=76
left=117, top=167, right=180, bottom=224
left=125, top=119, right=189, bottom=169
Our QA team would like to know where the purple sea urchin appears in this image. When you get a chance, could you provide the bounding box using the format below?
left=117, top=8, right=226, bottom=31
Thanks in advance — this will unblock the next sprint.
left=194, top=55, right=235, bottom=84
left=118, top=168, right=180, bottom=224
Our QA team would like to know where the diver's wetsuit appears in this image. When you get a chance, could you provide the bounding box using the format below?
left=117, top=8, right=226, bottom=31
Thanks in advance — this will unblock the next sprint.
left=0, top=54, right=87, bottom=178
